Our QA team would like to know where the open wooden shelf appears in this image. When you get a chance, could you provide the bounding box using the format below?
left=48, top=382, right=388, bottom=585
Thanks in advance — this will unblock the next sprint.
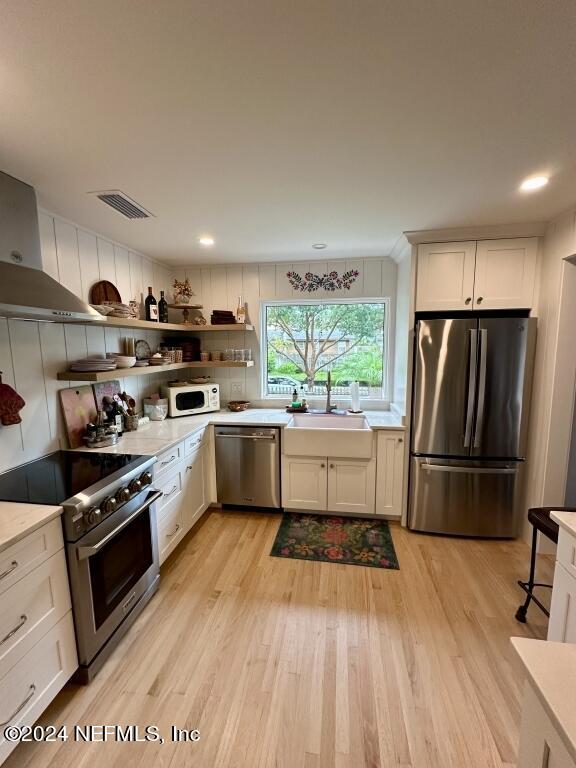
left=100, top=317, right=254, bottom=333
left=57, top=360, right=254, bottom=382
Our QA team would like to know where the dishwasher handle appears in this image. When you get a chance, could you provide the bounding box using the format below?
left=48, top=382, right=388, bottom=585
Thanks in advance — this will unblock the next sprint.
left=216, top=433, right=276, bottom=440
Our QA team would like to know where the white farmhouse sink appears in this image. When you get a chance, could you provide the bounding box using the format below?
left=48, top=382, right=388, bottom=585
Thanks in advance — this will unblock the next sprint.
left=284, top=413, right=373, bottom=458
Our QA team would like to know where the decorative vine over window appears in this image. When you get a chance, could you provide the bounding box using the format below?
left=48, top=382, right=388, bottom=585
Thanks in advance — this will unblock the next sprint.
left=286, top=269, right=360, bottom=292
left=263, top=300, right=387, bottom=400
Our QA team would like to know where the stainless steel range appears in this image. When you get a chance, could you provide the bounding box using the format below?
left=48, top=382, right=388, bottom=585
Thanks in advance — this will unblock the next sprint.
left=0, top=451, right=161, bottom=682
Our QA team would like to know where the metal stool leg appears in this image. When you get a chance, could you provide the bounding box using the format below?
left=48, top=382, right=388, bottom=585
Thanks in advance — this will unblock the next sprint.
left=516, top=525, right=538, bottom=623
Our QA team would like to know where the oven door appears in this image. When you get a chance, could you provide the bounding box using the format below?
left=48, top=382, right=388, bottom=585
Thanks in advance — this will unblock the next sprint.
left=172, top=386, right=207, bottom=415
left=67, top=489, right=161, bottom=667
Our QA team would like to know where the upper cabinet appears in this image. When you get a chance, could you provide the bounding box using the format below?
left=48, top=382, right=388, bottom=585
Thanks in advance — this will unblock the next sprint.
left=415, top=241, right=476, bottom=311
left=415, top=237, right=538, bottom=312
left=473, top=238, right=538, bottom=310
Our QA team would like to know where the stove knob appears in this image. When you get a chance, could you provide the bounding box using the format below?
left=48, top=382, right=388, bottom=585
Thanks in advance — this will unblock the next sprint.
left=117, top=487, right=131, bottom=503
left=101, top=496, right=117, bottom=515
left=140, top=471, right=153, bottom=487
left=129, top=478, right=142, bottom=495
left=84, top=506, right=100, bottom=525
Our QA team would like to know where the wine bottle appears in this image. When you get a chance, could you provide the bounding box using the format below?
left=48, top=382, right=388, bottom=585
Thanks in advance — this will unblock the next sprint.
left=145, top=287, right=158, bottom=322
left=236, top=295, right=246, bottom=324
left=158, top=290, right=168, bottom=323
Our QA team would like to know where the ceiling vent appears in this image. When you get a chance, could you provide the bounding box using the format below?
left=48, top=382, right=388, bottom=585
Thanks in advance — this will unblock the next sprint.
left=90, top=190, right=154, bottom=219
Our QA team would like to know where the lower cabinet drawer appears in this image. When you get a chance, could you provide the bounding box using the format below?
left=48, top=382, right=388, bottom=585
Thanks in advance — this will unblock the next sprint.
left=0, top=551, right=71, bottom=679
left=0, top=519, right=63, bottom=597
left=156, top=465, right=183, bottom=517
left=158, top=500, right=185, bottom=565
left=185, top=428, right=207, bottom=456
left=154, top=443, right=183, bottom=479
left=0, top=612, right=77, bottom=764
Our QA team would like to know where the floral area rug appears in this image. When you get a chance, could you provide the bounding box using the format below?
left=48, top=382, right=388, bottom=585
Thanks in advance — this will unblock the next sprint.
left=270, top=513, right=399, bottom=569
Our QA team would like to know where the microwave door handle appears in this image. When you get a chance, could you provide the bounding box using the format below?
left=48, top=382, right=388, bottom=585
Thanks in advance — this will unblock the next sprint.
left=464, top=329, right=478, bottom=448
left=76, top=490, right=162, bottom=561
left=473, top=328, right=488, bottom=448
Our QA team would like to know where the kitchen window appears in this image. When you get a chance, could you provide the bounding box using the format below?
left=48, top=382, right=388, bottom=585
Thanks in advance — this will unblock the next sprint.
left=262, top=299, right=389, bottom=402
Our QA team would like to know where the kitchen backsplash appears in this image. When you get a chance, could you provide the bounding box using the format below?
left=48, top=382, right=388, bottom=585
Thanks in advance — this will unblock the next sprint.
left=0, top=210, right=397, bottom=472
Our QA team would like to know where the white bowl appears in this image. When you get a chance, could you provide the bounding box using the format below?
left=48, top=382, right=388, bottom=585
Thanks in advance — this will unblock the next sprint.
left=112, top=355, right=136, bottom=368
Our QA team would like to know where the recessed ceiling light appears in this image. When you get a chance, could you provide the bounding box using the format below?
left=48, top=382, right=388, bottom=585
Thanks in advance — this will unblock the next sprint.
left=312, top=243, right=327, bottom=249
left=520, top=175, right=549, bottom=192
left=199, top=236, right=215, bottom=247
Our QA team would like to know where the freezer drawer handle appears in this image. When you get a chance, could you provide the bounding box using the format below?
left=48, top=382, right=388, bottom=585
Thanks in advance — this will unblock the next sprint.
left=422, top=464, right=515, bottom=475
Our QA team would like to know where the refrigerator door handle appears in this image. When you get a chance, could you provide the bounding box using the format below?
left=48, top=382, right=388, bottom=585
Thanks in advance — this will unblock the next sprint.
left=473, top=328, right=488, bottom=448
left=463, top=329, right=478, bottom=448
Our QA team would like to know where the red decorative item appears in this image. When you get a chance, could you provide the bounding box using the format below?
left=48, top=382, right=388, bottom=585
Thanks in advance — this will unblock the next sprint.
left=0, top=372, right=26, bottom=425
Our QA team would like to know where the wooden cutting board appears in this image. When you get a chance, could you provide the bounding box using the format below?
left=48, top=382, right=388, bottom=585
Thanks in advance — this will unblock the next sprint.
left=59, top=386, right=97, bottom=448
left=92, top=380, right=121, bottom=411
left=89, top=280, right=121, bottom=304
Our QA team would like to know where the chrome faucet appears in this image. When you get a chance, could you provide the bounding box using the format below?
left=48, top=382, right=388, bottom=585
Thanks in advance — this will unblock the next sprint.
left=325, top=371, right=337, bottom=413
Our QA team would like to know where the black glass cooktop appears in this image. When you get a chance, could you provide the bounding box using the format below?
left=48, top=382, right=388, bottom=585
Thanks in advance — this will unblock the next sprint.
left=0, top=451, right=142, bottom=506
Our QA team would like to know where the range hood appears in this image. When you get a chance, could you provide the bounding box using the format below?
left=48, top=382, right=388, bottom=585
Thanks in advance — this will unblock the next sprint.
left=0, top=171, right=103, bottom=323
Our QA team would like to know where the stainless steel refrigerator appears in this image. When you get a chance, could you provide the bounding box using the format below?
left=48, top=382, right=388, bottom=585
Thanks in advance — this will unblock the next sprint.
left=409, top=316, right=536, bottom=537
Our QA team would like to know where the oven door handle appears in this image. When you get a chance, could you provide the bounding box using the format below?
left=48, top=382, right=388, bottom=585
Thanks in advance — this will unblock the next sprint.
left=76, top=490, right=162, bottom=561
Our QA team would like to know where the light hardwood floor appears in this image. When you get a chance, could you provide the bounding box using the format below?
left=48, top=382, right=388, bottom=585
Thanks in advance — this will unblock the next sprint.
left=6, top=510, right=554, bottom=768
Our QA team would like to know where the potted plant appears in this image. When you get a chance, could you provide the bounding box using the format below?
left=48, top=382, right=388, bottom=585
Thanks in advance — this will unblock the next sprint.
left=172, top=278, right=194, bottom=305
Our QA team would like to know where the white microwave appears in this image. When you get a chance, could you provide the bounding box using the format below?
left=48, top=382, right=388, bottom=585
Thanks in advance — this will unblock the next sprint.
left=162, top=383, right=220, bottom=417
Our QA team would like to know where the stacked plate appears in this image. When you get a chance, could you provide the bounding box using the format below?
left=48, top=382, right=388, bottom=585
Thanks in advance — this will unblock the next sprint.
left=70, top=357, right=118, bottom=373
left=147, top=356, right=171, bottom=366
left=103, top=301, right=133, bottom=318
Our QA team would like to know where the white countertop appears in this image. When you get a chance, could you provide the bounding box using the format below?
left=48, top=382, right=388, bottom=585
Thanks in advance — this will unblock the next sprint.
left=0, top=408, right=404, bottom=549
left=551, top=510, right=576, bottom=538
left=511, top=637, right=576, bottom=763
left=0, top=502, right=62, bottom=554
left=76, top=408, right=405, bottom=456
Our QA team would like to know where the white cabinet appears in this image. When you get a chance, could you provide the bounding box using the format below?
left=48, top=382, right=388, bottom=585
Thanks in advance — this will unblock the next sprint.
left=183, top=445, right=206, bottom=529
left=415, top=241, right=477, bottom=311
left=154, top=432, right=215, bottom=566
left=282, top=457, right=327, bottom=511
left=282, top=455, right=376, bottom=514
left=548, top=563, right=576, bottom=643
left=548, top=526, right=576, bottom=643
left=415, top=237, right=538, bottom=311
left=0, top=519, right=77, bottom=765
left=157, top=495, right=186, bottom=564
left=327, top=459, right=376, bottom=515
left=375, top=430, right=405, bottom=519
left=474, top=238, right=538, bottom=310
left=202, top=428, right=217, bottom=506
left=517, top=681, right=576, bottom=768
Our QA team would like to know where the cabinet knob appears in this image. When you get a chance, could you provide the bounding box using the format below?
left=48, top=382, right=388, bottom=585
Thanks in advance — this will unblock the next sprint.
left=320, top=463, right=325, bottom=468
left=476, top=296, right=483, bottom=304
left=330, top=463, right=335, bottom=469
left=398, top=438, right=403, bottom=443
left=465, top=297, right=472, bottom=305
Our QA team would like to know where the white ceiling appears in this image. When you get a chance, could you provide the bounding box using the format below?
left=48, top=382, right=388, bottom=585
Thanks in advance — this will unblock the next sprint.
left=1, top=0, right=576, bottom=265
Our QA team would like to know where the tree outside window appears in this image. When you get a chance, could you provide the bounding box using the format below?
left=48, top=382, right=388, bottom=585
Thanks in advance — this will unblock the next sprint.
left=264, top=301, right=386, bottom=399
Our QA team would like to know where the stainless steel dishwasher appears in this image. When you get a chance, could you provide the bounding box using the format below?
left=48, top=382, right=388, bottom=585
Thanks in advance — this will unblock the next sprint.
left=215, top=426, right=281, bottom=508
